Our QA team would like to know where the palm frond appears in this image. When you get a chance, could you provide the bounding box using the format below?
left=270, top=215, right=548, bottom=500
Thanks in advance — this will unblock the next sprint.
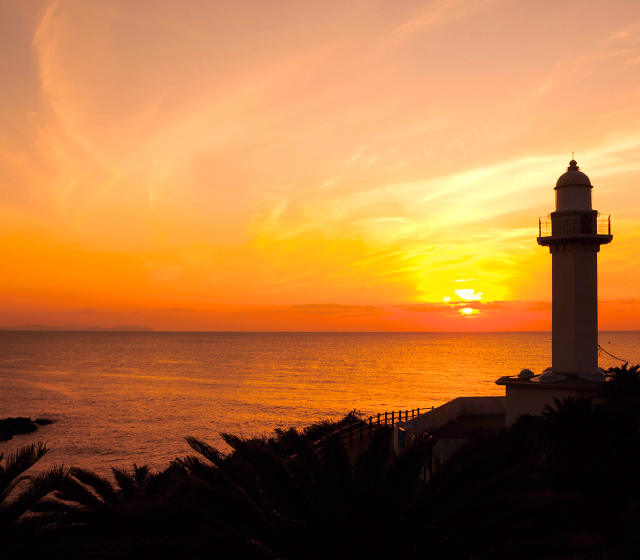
left=187, top=436, right=268, bottom=509
left=186, top=436, right=226, bottom=466
left=111, top=466, right=137, bottom=500
left=0, top=443, right=48, bottom=500
left=69, top=467, right=119, bottom=504
left=0, top=465, right=69, bottom=531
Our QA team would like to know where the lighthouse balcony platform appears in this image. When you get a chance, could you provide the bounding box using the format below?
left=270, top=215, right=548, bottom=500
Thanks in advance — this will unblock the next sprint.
left=537, top=213, right=612, bottom=245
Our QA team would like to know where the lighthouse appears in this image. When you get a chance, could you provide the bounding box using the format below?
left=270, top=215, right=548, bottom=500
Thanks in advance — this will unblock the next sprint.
left=538, top=159, right=612, bottom=378
left=496, top=159, right=612, bottom=424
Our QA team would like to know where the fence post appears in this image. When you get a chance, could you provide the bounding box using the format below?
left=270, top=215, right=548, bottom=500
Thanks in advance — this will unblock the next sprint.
left=391, top=411, right=394, bottom=425
left=399, top=410, right=401, bottom=423
left=377, top=412, right=380, bottom=426
left=405, top=410, right=408, bottom=421
left=369, top=416, right=372, bottom=437
left=417, top=408, right=420, bottom=416
left=385, top=411, right=388, bottom=425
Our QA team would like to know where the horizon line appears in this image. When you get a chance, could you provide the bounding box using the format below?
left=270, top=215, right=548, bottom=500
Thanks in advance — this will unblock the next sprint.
left=2, top=327, right=639, bottom=334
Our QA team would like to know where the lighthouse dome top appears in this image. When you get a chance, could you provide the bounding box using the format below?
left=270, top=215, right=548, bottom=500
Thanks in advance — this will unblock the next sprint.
left=556, top=160, right=591, bottom=187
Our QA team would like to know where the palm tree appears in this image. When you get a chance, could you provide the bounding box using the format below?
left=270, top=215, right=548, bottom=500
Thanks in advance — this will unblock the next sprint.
left=177, top=426, right=432, bottom=559
left=0, top=442, right=68, bottom=534
left=21, top=461, right=217, bottom=559
left=53, top=462, right=180, bottom=509
left=599, top=363, right=640, bottom=410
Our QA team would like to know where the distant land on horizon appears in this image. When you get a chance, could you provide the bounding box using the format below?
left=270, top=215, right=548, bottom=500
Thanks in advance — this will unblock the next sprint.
left=0, top=325, right=154, bottom=332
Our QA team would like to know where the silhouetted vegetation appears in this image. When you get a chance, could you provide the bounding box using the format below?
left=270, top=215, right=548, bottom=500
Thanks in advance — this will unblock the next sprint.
left=262, top=409, right=366, bottom=457
left=3, top=367, right=640, bottom=558
left=0, top=443, right=68, bottom=539
left=600, top=363, right=640, bottom=414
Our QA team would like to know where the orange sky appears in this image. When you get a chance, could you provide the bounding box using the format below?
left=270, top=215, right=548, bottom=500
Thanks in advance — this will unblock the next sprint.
left=1, top=0, right=640, bottom=331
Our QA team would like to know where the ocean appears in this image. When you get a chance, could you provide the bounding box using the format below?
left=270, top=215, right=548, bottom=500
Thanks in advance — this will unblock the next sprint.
left=1, top=331, right=638, bottom=474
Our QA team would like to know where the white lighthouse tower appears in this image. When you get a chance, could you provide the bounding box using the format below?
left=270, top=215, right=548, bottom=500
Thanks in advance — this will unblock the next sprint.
left=538, top=159, right=612, bottom=378
left=497, top=159, right=612, bottom=424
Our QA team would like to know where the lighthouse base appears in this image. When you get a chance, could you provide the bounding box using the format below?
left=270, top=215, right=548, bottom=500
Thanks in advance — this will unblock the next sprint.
left=495, top=375, right=604, bottom=426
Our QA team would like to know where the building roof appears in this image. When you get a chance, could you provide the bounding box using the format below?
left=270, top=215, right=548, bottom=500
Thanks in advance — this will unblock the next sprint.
left=556, top=159, right=592, bottom=187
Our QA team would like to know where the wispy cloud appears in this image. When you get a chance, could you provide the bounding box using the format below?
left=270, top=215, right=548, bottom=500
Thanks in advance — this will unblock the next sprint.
left=387, top=0, right=498, bottom=44
left=525, top=301, right=552, bottom=312
left=291, top=303, right=388, bottom=316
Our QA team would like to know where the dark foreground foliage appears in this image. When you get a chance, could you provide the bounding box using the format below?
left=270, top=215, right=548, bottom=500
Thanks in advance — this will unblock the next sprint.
left=3, top=365, right=640, bottom=559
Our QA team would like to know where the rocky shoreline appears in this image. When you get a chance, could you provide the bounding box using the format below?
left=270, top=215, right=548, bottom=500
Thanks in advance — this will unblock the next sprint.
left=0, top=417, right=54, bottom=442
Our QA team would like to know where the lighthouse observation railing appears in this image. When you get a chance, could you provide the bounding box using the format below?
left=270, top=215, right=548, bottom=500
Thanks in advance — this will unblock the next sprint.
left=538, top=214, right=610, bottom=237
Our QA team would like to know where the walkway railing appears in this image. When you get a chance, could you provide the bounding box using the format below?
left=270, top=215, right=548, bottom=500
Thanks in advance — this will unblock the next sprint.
left=304, top=406, right=434, bottom=455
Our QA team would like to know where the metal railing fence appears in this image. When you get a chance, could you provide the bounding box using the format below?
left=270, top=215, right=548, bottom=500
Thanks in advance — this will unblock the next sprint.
left=538, top=213, right=610, bottom=237
left=288, top=406, right=434, bottom=461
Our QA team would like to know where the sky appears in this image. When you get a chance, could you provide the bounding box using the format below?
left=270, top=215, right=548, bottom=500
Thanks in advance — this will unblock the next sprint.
left=1, top=0, right=640, bottom=331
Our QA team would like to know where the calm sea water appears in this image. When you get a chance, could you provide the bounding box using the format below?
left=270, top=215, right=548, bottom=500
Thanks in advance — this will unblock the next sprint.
left=1, top=331, right=639, bottom=474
